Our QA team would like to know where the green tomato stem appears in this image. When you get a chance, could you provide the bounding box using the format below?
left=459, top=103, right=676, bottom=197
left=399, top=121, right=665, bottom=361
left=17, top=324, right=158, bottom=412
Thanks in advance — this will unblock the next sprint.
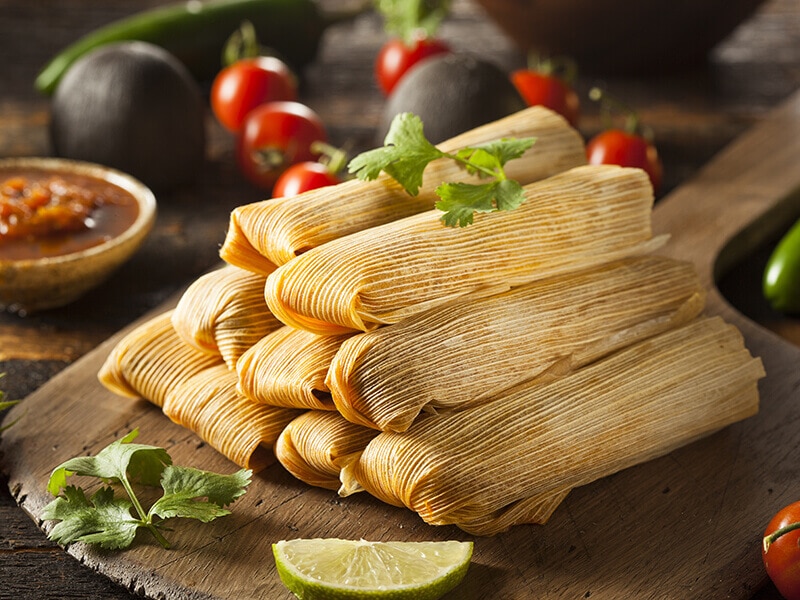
left=763, top=521, right=800, bottom=553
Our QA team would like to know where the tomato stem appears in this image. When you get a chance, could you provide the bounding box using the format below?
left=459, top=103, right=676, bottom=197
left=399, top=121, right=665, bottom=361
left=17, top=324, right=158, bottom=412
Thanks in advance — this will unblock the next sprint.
left=589, top=87, right=641, bottom=134
left=311, top=141, right=349, bottom=175
left=527, top=53, right=577, bottom=86
left=763, top=521, right=800, bottom=553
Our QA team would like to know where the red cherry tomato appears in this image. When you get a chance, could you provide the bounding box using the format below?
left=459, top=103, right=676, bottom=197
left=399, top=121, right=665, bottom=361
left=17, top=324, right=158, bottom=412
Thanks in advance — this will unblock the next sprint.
left=586, top=129, right=663, bottom=193
left=763, top=501, right=800, bottom=600
left=211, top=56, right=297, bottom=132
left=511, top=70, right=580, bottom=127
left=272, top=162, right=340, bottom=198
left=237, top=101, right=327, bottom=191
left=375, top=37, right=450, bottom=96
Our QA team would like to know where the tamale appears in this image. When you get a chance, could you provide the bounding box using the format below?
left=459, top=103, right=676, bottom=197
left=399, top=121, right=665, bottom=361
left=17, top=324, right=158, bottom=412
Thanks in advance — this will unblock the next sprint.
left=327, top=256, right=706, bottom=432
left=97, top=310, right=221, bottom=407
left=341, top=317, right=764, bottom=535
left=274, top=411, right=378, bottom=490
left=171, top=265, right=284, bottom=369
left=236, top=326, right=351, bottom=410
left=266, top=165, right=664, bottom=335
left=220, top=106, right=586, bottom=272
left=163, top=363, right=303, bottom=471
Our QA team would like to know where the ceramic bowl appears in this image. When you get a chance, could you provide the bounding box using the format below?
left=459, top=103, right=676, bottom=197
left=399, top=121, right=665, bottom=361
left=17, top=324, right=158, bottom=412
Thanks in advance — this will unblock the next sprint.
left=0, top=157, right=157, bottom=314
left=475, top=0, right=767, bottom=75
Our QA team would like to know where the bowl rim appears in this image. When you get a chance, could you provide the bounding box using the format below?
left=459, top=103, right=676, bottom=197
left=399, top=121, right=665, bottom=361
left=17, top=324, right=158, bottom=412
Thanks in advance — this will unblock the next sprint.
left=0, top=156, right=157, bottom=266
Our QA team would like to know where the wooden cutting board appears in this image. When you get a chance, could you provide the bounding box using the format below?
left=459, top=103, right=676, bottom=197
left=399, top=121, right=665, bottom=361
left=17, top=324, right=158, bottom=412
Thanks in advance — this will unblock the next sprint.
left=2, top=90, right=800, bottom=600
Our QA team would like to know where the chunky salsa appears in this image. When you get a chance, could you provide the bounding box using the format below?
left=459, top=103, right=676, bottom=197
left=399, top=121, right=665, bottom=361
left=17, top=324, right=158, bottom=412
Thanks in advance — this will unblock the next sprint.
left=0, top=167, right=140, bottom=260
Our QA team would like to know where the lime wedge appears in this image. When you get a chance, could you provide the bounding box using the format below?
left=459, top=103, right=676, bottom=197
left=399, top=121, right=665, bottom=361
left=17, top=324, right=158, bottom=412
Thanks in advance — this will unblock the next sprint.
left=272, top=538, right=473, bottom=600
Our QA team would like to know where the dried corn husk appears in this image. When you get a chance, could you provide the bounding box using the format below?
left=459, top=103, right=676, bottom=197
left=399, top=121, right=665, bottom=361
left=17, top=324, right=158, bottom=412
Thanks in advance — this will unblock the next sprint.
left=171, top=265, right=283, bottom=369
left=97, top=310, right=221, bottom=407
left=327, top=256, right=706, bottom=432
left=274, top=411, right=378, bottom=490
left=163, top=364, right=302, bottom=471
left=220, top=106, right=586, bottom=272
left=266, top=165, right=664, bottom=335
left=236, top=326, right=351, bottom=410
left=341, top=317, right=764, bottom=535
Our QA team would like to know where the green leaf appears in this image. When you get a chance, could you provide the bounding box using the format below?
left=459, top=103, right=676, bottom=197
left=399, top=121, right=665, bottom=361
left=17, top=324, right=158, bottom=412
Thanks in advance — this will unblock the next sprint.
left=42, top=486, right=140, bottom=550
left=473, top=137, right=536, bottom=166
left=494, top=178, right=527, bottom=212
left=435, top=182, right=499, bottom=227
left=348, top=113, right=444, bottom=196
left=47, top=429, right=171, bottom=496
left=150, top=466, right=252, bottom=523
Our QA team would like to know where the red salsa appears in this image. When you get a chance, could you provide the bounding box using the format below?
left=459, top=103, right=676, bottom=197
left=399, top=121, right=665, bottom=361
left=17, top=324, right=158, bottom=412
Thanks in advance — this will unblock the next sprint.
left=0, top=167, right=140, bottom=260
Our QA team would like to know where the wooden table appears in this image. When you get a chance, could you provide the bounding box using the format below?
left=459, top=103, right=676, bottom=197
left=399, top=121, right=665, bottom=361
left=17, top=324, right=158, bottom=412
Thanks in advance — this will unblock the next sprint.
left=0, top=0, right=799, bottom=598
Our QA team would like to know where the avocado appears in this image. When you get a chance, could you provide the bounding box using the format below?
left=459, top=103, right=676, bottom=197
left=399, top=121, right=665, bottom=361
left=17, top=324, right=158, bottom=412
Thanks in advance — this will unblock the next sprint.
left=377, top=54, right=526, bottom=145
left=49, top=41, right=206, bottom=191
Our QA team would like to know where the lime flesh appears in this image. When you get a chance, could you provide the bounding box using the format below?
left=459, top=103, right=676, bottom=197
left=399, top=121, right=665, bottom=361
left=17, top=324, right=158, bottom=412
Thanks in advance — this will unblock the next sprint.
left=272, top=538, right=473, bottom=600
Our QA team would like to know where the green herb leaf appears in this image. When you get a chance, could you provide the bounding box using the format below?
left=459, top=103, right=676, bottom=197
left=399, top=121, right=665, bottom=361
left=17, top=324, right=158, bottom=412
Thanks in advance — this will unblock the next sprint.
left=435, top=182, right=499, bottom=227
left=47, top=428, right=170, bottom=495
left=348, top=112, right=444, bottom=195
left=348, top=113, right=536, bottom=227
left=42, top=431, right=251, bottom=550
left=41, top=486, right=139, bottom=550
left=150, top=466, right=252, bottom=522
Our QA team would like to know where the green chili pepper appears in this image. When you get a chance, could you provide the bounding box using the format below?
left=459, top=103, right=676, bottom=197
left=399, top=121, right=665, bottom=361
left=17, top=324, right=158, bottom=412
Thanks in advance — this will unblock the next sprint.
left=763, top=217, right=800, bottom=313
left=35, top=0, right=355, bottom=95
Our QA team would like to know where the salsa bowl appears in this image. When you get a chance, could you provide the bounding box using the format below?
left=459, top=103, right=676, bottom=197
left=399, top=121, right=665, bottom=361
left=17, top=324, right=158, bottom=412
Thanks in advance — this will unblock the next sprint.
left=0, top=157, right=157, bottom=314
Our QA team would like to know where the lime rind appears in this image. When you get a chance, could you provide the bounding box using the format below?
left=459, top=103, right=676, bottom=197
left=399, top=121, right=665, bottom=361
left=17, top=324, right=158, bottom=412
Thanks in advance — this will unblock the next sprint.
left=273, top=538, right=473, bottom=600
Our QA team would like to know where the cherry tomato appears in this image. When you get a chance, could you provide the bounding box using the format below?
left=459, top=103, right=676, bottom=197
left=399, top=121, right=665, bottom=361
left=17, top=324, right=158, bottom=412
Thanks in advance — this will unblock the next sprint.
left=586, top=129, right=663, bottom=193
left=763, top=501, right=800, bottom=600
left=272, top=162, right=340, bottom=198
left=237, top=101, right=327, bottom=191
left=211, top=56, right=297, bottom=133
left=375, top=36, right=450, bottom=96
left=511, top=70, right=580, bottom=127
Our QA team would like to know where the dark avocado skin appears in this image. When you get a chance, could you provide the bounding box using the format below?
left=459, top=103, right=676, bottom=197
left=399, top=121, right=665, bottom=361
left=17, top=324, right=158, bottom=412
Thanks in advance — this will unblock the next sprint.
left=377, top=54, right=526, bottom=145
left=50, top=41, right=205, bottom=191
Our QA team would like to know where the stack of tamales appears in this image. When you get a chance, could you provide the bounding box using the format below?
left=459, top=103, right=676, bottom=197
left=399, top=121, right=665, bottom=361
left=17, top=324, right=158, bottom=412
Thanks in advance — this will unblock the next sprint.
left=98, top=107, right=764, bottom=535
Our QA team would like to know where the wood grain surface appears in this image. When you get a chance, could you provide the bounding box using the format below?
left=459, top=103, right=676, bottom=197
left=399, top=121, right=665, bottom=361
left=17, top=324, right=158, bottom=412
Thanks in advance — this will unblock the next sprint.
left=1, top=0, right=800, bottom=598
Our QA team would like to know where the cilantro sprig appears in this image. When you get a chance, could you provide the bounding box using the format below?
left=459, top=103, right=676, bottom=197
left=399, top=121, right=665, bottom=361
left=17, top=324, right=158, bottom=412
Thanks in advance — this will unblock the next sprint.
left=41, top=429, right=251, bottom=550
left=349, top=113, right=535, bottom=227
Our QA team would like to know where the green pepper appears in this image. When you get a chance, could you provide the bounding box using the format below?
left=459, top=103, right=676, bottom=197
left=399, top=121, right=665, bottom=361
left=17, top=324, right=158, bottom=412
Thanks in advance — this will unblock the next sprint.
left=36, top=0, right=353, bottom=95
left=763, top=217, right=800, bottom=313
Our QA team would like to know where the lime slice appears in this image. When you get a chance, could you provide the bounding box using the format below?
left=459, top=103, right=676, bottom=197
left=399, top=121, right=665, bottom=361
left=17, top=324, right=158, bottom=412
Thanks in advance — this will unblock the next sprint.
left=272, top=538, right=473, bottom=600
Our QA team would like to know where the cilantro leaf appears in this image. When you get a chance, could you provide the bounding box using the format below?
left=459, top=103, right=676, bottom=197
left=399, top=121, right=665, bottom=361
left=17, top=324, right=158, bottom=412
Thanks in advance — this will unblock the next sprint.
left=494, top=178, right=527, bottom=212
left=150, top=466, right=252, bottom=522
left=348, top=113, right=536, bottom=227
left=47, top=428, right=171, bottom=495
left=42, top=431, right=251, bottom=550
left=471, top=137, right=536, bottom=166
left=348, top=112, right=444, bottom=195
left=42, top=486, right=139, bottom=550
left=435, top=182, right=499, bottom=227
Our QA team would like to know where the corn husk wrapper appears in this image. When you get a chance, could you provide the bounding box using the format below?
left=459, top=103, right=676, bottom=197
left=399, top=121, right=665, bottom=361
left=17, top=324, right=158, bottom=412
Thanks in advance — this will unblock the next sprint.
left=327, top=256, right=706, bottom=432
left=274, top=411, right=378, bottom=490
left=342, top=317, right=764, bottom=535
left=163, top=364, right=302, bottom=471
left=97, top=310, right=221, bottom=407
left=220, top=106, right=586, bottom=273
left=237, top=326, right=351, bottom=410
left=266, top=165, right=664, bottom=335
left=171, top=265, right=283, bottom=369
